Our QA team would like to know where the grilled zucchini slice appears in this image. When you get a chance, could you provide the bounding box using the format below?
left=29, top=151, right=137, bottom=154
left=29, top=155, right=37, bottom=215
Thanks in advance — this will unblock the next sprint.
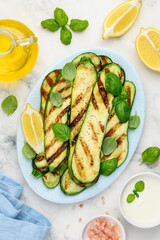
left=40, top=70, right=61, bottom=117
left=101, top=81, right=136, bottom=166
left=72, top=52, right=101, bottom=71
left=34, top=154, right=49, bottom=174
left=68, top=59, right=97, bottom=176
left=44, top=76, right=72, bottom=171
left=60, top=169, right=85, bottom=195
left=71, top=64, right=123, bottom=184
left=99, top=55, right=112, bottom=66
left=42, top=171, right=60, bottom=188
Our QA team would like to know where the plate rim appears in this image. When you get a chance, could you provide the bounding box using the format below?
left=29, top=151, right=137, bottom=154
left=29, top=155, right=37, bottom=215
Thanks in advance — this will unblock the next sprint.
left=17, top=47, right=146, bottom=204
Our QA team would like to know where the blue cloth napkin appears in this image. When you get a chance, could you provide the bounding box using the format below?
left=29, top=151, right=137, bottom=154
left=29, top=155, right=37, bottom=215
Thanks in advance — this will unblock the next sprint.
left=0, top=174, right=51, bottom=240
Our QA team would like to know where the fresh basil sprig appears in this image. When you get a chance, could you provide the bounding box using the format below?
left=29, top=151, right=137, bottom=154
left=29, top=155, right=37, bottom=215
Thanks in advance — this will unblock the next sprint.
left=105, top=72, right=122, bottom=96
left=102, top=137, right=117, bottom=156
left=69, top=19, right=89, bottom=32
left=129, top=111, right=140, bottom=129
left=52, top=123, right=71, bottom=142
left=1, top=95, right=18, bottom=115
left=41, top=7, right=89, bottom=45
left=126, top=180, right=145, bottom=203
left=50, top=91, right=63, bottom=107
left=41, top=19, right=59, bottom=32
left=112, top=94, right=129, bottom=106
left=100, top=158, right=118, bottom=176
left=115, top=101, right=131, bottom=123
left=140, top=147, right=160, bottom=165
left=62, top=62, right=77, bottom=82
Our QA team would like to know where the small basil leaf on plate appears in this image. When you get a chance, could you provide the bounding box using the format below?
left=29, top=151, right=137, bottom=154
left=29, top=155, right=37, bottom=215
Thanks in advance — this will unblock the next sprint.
left=127, top=194, right=135, bottom=203
left=80, top=56, right=92, bottom=63
left=141, top=147, right=160, bottom=165
left=54, top=7, right=68, bottom=26
left=52, top=123, right=71, bottom=142
left=135, top=180, right=145, bottom=192
left=102, top=137, right=117, bottom=155
left=129, top=111, right=140, bottom=129
left=50, top=91, right=63, bottom=107
left=22, top=142, right=36, bottom=159
left=1, top=95, right=18, bottom=115
left=115, top=101, right=131, bottom=123
left=100, top=158, right=118, bottom=176
left=105, top=72, right=122, bottom=96
left=41, top=19, right=59, bottom=32
left=62, top=62, right=76, bottom=82
left=133, top=189, right=139, bottom=198
left=69, top=19, right=89, bottom=32
left=60, top=26, right=72, bottom=45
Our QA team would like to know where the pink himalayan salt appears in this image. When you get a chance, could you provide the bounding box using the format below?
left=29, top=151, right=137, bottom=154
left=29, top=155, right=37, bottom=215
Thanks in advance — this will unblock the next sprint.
left=87, top=217, right=122, bottom=240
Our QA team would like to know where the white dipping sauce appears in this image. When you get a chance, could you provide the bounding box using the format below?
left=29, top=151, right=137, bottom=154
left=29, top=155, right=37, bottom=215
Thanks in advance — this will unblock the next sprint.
left=120, top=173, right=160, bottom=228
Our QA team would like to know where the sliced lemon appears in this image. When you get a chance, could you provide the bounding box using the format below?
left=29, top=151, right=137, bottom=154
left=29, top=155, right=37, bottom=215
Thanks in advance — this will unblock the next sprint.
left=21, top=103, right=44, bottom=154
left=135, top=27, right=160, bottom=72
left=102, top=0, right=142, bottom=40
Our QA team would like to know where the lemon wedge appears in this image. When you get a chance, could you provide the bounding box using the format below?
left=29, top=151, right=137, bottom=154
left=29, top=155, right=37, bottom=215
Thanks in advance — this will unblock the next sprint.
left=21, top=103, right=44, bottom=154
left=102, top=0, right=142, bottom=40
left=135, top=27, right=160, bottom=72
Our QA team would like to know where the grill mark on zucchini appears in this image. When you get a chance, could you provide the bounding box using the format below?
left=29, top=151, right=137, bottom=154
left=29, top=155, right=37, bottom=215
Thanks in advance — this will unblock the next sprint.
left=92, top=93, right=99, bottom=110
left=126, top=86, right=131, bottom=106
left=46, top=75, right=54, bottom=87
left=72, top=134, right=79, bottom=146
left=45, top=138, right=57, bottom=151
left=97, top=78, right=110, bottom=110
left=41, top=87, right=48, bottom=101
left=105, top=68, right=110, bottom=74
left=47, top=142, right=68, bottom=165
left=89, top=122, right=99, bottom=144
left=72, top=86, right=93, bottom=108
left=104, top=122, right=122, bottom=138
left=117, top=133, right=127, bottom=147
left=59, top=85, right=71, bottom=94
left=80, top=137, right=94, bottom=166
left=70, top=108, right=87, bottom=131
left=99, top=121, right=105, bottom=133
left=108, top=112, right=116, bottom=121
left=74, top=150, right=86, bottom=180
left=54, top=78, right=66, bottom=86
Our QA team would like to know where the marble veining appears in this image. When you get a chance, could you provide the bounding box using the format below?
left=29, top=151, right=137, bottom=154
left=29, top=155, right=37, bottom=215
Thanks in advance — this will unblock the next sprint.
left=0, top=0, right=160, bottom=239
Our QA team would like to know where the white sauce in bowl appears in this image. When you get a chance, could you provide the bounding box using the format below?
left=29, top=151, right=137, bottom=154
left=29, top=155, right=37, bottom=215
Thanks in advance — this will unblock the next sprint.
left=120, top=172, right=160, bottom=228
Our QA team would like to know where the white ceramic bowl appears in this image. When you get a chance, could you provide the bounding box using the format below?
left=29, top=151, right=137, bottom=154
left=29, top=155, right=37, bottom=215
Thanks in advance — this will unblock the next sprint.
left=119, top=172, right=160, bottom=228
left=80, top=215, right=126, bottom=240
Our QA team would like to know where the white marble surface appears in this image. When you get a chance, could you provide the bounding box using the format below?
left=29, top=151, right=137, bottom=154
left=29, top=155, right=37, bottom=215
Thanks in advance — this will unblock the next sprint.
left=0, top=0, right=160, bottom=239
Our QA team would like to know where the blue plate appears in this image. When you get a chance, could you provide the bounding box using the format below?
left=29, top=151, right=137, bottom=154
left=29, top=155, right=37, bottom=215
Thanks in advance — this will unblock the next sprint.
left=17, top=47, right=145, bottom=204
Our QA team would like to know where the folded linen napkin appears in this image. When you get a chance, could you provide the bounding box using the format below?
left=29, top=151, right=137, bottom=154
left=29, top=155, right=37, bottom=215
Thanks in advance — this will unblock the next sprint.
left=0, top=174, right=51, bottom=240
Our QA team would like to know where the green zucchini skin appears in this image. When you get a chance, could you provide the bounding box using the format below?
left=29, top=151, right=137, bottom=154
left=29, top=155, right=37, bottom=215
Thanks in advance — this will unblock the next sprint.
left=99, top=55, right=112, bottom=67
left=44, top=75, right=72, bottom=172
left=60, top=169, right=85, bottom=195
left=40, top=70, right=61, bottom=117
left=42, top=171, right=60, bottom=188
left=71, top=64, right=123, bottom=184
left=101, top=81, right=136, bottom=167
left=72, top=52, right=101, bottom=71
left=68, top=59, right=97, bottom=184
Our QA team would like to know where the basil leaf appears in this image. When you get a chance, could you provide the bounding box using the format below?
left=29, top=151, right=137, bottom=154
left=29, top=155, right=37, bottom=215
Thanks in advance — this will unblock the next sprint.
left=62, top=62, right=76, bottom=82
left=100, top=158, right=118, bottom=176
left=127, top=194, right=135, bottom=203
left=135, top=180, right=145, bottom=192
left=52, top=123, right=71, bottom=142
left=133, top=189, right=139, bottom=198
left=129, top=111, right=140, bottom=129
left=50, top=91, right=63, bottom=107
left=141, top=147, right=160, bottom=165
left=22, top=142, right=36, bottom=159
left=121, top=86, right=128, bottom=95
left=1, top=95, right=18, bottom=115
left=41, top=19, right=59, bottom=32
left=115, top=101, right=131, bottom=123
left=105, top=72, right=122, bottom=96
left=32, top=168, right=43, bottom=178
left=69, top=19, right=89, bottom=32
left=54, top=7, right=68, bottom=26
left=60, top=26, right=72, bottom=45
left=80, top=56, right=92, bottom=63
left=102, top=137, right=117, bottom=155
left=112, top=94, right=129, bottom=106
